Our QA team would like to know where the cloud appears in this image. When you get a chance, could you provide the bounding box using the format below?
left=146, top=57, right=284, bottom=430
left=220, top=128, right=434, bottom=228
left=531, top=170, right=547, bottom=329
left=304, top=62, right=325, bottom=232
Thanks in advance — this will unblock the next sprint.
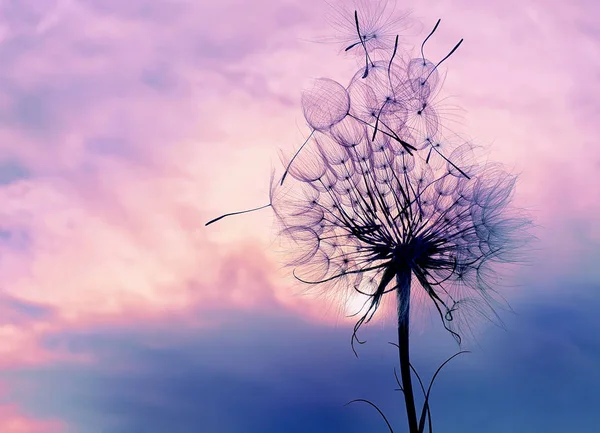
left=0, top=295, right=54, bottom=326
left=2, top=286, right=600, bottom=433
left=0, top=160, right=30, bottom=185
left=4, top=311, right=387, bottom=433
left=0, top=403, right=62, bottom=433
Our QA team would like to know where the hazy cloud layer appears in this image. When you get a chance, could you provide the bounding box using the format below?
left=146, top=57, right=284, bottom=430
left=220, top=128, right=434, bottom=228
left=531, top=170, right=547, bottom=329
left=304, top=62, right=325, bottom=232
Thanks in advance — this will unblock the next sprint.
left=3, top=285, right=600, bottom=433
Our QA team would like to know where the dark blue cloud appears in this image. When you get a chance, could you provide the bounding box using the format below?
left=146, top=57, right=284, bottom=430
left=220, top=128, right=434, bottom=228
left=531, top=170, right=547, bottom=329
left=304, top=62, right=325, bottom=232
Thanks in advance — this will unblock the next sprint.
left=0, top=294, right=54, bottom=326
left=8, top=313, right=395, bottom=433
left=3, top=288, right=600, bottom=433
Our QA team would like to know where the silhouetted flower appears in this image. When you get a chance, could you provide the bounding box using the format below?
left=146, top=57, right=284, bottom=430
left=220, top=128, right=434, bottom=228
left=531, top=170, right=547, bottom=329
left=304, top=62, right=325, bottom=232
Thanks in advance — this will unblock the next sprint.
left=207, top=9, right=531, bottom=433
left=269, top=27, right=531, bottom=429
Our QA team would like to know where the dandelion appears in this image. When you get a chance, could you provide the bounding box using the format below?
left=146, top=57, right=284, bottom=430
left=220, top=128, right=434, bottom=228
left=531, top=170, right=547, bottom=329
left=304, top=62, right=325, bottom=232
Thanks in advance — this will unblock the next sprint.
left=207, top=9, right=531, bottom=433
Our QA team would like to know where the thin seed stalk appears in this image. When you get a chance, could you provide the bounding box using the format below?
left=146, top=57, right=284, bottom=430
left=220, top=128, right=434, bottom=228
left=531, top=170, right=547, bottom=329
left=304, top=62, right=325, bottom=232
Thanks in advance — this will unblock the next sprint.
left=397, top=268, right=419, bottom=433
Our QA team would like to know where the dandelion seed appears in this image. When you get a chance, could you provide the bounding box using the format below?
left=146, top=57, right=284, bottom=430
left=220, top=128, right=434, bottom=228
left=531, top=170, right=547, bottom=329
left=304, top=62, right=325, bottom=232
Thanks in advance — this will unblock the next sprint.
left=301, top=78, right=350, bottom=132
left=324, top=0, right=417, bottom=57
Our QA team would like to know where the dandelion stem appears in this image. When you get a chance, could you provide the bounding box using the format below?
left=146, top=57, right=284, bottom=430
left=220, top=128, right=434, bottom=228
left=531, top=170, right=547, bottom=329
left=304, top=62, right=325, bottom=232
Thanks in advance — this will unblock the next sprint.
left=397, top=268, right=419, bottom=433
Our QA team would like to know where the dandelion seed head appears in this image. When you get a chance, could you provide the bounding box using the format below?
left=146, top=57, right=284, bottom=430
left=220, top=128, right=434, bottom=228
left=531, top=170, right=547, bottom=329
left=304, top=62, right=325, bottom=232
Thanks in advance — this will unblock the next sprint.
left=270, top=34, right=531, bottom=341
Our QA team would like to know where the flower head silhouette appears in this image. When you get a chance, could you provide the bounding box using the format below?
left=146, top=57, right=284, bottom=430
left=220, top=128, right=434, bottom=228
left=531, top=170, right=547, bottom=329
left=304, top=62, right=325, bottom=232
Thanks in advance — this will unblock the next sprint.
left=274, top=26, right=527, bottom=347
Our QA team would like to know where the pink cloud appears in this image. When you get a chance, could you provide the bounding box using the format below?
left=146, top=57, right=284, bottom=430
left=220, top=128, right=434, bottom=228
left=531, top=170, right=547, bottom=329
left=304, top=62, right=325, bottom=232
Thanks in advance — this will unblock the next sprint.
left=0, top=402, right=62, bottom=433
left=0, top=0, right=594, bottom=334
left=0, top=0, right=595, bottom=315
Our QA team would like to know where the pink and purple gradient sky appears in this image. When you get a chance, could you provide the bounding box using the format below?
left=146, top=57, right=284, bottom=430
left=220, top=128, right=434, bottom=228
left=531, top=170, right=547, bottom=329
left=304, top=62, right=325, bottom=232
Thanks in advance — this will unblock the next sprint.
left=0, top=0, right=598, bottom=432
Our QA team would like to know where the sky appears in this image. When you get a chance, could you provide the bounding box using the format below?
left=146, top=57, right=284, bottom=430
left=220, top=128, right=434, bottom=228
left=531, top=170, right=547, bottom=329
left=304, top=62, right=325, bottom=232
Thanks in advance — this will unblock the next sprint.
left=0, top=0, right=598, bottom=431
